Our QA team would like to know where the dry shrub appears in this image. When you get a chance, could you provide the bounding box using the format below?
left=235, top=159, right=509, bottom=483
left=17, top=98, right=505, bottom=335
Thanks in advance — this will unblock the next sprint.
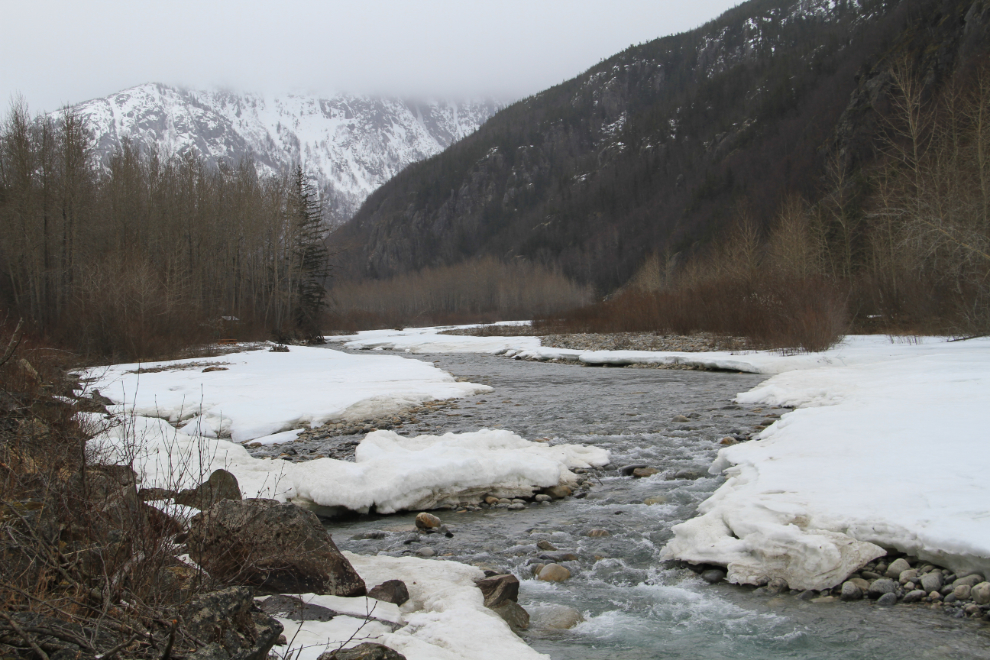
left=538, top=275, right=848, bottom=352
left=327, top=256, right=593, bottom=331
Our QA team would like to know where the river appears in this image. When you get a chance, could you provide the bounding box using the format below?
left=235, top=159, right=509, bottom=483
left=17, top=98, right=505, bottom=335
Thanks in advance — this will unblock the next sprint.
left=323, top=351, right=990, bottom=659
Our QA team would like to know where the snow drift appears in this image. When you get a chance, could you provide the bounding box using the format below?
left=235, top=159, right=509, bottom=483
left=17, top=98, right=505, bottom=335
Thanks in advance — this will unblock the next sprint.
left=662, top=337, right=990, bottom=590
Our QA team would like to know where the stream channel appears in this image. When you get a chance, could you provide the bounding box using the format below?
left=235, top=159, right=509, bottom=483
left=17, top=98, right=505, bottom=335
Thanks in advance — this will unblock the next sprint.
left=321, top=350, right=990, bottom=659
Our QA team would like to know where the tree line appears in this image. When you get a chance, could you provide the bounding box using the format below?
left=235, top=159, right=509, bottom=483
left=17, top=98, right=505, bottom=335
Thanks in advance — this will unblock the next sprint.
left=0, top=101, right=329, bottom=360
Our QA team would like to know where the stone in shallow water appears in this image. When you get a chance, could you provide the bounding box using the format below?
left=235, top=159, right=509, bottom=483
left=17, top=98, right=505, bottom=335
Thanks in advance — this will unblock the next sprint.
left=840, top=582, right=863, bottom=601
left=538, top=564, right=571, bottom=582
left=702, top=569, right=726, bottom=584
left=531, top=605, right=585, bottom=629
left=414, top=512, right=441, bottom=530
left=877, top=592, right=898, bottom=607
left=537, top=540, right=557, bottom=551
left=971, top=582, right=990, bottom=605
left=902, top=589, right=926, bottom=603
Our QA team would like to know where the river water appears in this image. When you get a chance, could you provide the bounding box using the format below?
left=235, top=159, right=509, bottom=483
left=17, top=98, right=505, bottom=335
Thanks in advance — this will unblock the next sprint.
left=324, top=351, right=990, bottom=659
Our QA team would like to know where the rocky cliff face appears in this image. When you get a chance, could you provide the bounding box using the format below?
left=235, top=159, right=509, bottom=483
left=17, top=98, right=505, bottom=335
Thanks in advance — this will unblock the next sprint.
left=67, top=84, right=499, bottom=225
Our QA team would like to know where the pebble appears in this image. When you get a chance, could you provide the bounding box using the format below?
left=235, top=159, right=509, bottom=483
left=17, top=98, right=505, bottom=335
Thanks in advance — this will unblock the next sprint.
left=902, top=589, right=926, bottom=603
left=877, top=593, right=898, bottom=607
left=508, top=503, right=526, bottom=510
left=415, top=512, right=442, bottom=530
left=868, top=579, right=897, bottom=599
left=954, top=584, right=972, bottom=600
left=537, top=540, right=557, bottom=551
left=416, top=547, right=436, bottom=558
left=534, top=494, right=552, bottom=503
left=849, top=577, right=870, bottom=591
left=885, top=558, right=911, bottom=578
left=971, top=582, right=990, bottom=605
left=544, top=485, right=572, bottom=499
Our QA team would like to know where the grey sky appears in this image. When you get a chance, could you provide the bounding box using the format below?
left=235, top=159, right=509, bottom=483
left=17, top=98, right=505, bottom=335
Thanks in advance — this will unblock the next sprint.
left=3, top=0, right=742, bottom=112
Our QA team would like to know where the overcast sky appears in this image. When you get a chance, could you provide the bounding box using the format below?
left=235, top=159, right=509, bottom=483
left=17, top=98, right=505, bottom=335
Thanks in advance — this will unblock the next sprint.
left=3, top=0, right=742, bottom=113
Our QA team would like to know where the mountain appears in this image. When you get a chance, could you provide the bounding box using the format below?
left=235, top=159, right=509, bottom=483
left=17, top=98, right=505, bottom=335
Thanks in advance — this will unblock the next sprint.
left=67, top=84, right=500, bottom=226
left=330, top=0, right=990, bottom=291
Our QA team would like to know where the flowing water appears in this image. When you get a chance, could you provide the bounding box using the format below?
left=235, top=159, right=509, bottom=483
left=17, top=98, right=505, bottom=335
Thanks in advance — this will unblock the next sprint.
left=323, top=351, right=990, bottom=659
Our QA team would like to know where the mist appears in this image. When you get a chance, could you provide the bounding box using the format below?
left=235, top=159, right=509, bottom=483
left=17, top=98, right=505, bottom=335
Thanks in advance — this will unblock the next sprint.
left=2, top=0, right=742, bottom=111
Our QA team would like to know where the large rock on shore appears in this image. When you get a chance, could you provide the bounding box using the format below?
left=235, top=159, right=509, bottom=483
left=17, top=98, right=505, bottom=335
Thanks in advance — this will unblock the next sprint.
left=189, top=499, right=366, bottom=596
left=184, top=587, right=283, bottom=660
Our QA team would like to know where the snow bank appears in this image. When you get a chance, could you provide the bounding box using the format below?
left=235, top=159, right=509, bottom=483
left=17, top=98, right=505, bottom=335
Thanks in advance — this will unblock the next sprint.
left=332, top=326, right=977, bottom=376
left=275, top=553, right=548, bottom=660
left=662, top=337, right=990, bottom=590
left=82, top=345, right=490, bottom=443
left=330, top=325, right=544, bottom=355
left=88, top=419, right=609, bottom=515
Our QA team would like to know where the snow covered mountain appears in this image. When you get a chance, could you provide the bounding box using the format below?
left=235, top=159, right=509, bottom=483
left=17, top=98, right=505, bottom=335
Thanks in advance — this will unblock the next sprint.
left=68, top=83, right=500, bottom=225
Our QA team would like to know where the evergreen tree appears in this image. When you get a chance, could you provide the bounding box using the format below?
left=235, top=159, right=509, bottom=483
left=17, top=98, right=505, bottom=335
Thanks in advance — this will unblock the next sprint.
left=290, top=166, right=330, bottom=338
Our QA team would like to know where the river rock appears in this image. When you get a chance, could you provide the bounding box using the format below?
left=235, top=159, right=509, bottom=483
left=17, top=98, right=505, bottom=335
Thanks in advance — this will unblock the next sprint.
left=492, top=601, right=530, bottom=631
left=953, top=573, right=984, bottom=588
left=484, top=496, right=499, bottom=505
left=630, top=467, right=659, bottom=478
left=898, top=569, right=918, bottom=584
left=767, top=578, right=789, bottom=595
left=537, top=540, right=557, bottom=551
left=415, top=512, right=441, bottom=530
left=971, top=582, right=990, bottom=605
left=531, top=563, right=546, bottom=577
left=840, top=581, right=863, bottom=601
left=416, top=547, right=435, bottom=557
left=586, top=528, right=610, bottom=537
left=368, top=580, right=410, bottom=606
left=849, top=577, right=870, bottom=591
left=672, top=469, right=704, bottom=480
left=860, top=571, right=881, bottom=580
left=532, top=605, right=584, bottom=629
left=318, top=643, right=407, bottom=660
left=175, top=469, right=242, bottom=509
left=868, top=579, right=896, bottom=599
left=538, top=564, right=571, bottom=582
left=672, top=415, right=691, bottom=423
left=618, top=464, right=649, bottom=476
left=188, top=499, right=366, bottom=596
left=643, top=496, right=667, bottom=505
left=902, top=589, right=927, bottom=603
left=885, top=558, right=911, bottom=578
left=544, top=485, right=572, bottom=499
left=702, top=569, right=726, bottom=584
left=535, top=494, right=552, bottom=502
left=920, top=572, right=943, bottom=593
left=877, top=592, right=898, bottom=607
left=476, top=574, right=520, bottom=608
left=953, top=584, right=972, bottom=600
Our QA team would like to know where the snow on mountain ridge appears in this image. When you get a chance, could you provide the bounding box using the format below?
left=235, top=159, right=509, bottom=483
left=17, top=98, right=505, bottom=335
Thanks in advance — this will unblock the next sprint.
left=68, top=83, right=500, bottom=225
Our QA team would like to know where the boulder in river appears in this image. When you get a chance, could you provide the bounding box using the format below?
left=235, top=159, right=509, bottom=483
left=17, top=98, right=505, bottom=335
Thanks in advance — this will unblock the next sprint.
left=476, top=574, right=520, bottom=608
left=368, top=580, right=410, bottom=606
left=188, top=498, right=366, bottom=596
left=538, top=564, right=571, bottom=582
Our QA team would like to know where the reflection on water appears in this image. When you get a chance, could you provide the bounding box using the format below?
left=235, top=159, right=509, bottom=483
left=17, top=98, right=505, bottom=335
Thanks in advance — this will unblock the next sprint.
left=324, top=351, right=990, bottom=659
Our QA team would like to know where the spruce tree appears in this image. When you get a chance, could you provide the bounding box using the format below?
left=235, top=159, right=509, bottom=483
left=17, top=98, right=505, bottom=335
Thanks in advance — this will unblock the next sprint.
left=290, top=166, right=330, bottom=339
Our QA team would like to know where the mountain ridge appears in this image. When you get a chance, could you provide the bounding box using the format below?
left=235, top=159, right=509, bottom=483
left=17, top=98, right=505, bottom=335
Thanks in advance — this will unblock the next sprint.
left=66, top=83, right=501, bottom=226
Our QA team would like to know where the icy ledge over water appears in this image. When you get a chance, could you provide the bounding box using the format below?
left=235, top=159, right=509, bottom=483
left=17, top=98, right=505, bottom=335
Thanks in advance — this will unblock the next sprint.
left=88, top=419, right=608, bottom=515
left=662, top=337, right=990, bottom=591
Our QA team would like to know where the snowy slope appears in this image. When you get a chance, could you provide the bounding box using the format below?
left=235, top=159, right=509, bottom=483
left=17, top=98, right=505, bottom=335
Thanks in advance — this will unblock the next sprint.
left=68, top=83, right=499, bottom=225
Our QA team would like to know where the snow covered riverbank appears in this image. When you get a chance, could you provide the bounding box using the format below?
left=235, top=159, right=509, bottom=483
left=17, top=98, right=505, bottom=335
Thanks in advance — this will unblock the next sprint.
left=83, top=345, right=491, bottom=443
left=82, top=344, right=608, bottom=515
left=662, top=336, right=990, bottom=590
